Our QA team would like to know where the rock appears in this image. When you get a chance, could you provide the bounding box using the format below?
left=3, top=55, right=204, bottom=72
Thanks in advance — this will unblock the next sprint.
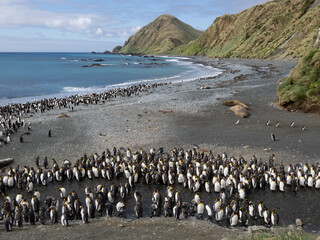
left=230, top=105, right=249, bottom=118
left=248, top=226, right=269, bottom=234
left=223, top=100, right=249, bottom=109
left=296, top=218, right=303, bottom=228
left=58, top=114, right=69, bottom=118
left=243, top=145, right=250, bottom=149
left=118, top=224, right=124, bottom=228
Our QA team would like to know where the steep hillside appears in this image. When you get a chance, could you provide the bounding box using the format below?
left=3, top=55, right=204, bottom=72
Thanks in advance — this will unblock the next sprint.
left=173, top=0, right=320, bottom=59
left=118, top=14, right=203, bottom=54
left=277, top=42, right=320, bottom=113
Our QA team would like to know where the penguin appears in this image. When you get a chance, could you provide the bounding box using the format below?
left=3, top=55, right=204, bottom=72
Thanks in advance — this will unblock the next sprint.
left=164, top=197, right=172, bottom=217
left=15, top=193, right=23, bottom=204
left=135, top=201, right=143, bottom=218
left=214, top=198, right=221, bottom=212
left=173, top=203, right=181, bottom=220
left=270, top=133, right=276, bottom=141
left=106, top=202, right=113, bottom=217
left=35, top=155, right=40, bottom=168
left=59, top=187, right=67, bottom=199
left=279, top=180, right=285, bottom=192
left=290, top=121, right=295, bottom=128
left=29, top=209, right=36, bottom=225
left=205, top=204, right=213, bottom=220
left=134, top=191, right=142, bottom=203
left=258, top=201, right=265, bottom=218
left=61, top=213, right=68, bottom=227
left=197, top=201, right=205, bottom=219
left=34, top=189, right=41, bottom=201
left=88, top=202, right=95, bottom=219
left=4, top=213, right=12, bottom=232
left=271, top=210, right=279, bottom=226
left=116, top=201, right=126, bottom=217
left=269, top=178, right=277, bottom=191
left=49, top=206, right=58, bottom=223
left=215, top=206, right=224, bottom=222
left=39, top=207, right=46, bottom=225
left=266, top=120, right=271, bottom=126
left=275, top=121, right=280, bottom=128
left=48, top=130, right=52, bottom=137
left=301, top=125, right=306, bottom=131
left=235, top=119, right=240, bottom=125
left=230, top=212, right=239, bottom=227
left=263, top=209, right=270, bottom=225
left=80, top=206, right=88, bottom=223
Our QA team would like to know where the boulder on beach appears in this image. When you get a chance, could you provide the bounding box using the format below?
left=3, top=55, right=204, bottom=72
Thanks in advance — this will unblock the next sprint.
left=223, top=100, right=249, bottom=109
left=230, top=105, right=249, bottom=118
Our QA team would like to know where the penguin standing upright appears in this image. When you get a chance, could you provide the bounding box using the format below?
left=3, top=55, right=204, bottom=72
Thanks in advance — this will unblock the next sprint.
left=4, top=214, right=12, bottom=232
left=61, top=213, right=68, bottom=227
left=173, top=203, right=181, bottom=220
left=48, top=130, right=52, bottom=138
left=29, top=210, right=35, bottom=225
left=271, top=210, right=279, bottom=226
left=134, top=201, right=143, bottom=219
left=80, top=206, right=88, bottom=223
left=106, top=203, right=113, bottom=217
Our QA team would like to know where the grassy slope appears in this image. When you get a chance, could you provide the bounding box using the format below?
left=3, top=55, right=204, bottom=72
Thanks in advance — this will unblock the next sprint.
left=172, top=0, right=320, bottom=59
left=277, top=44, right=320, bottom=112
left=119, top=14, right=202, bottom=54
left=170, top=0, right=320, bottom=113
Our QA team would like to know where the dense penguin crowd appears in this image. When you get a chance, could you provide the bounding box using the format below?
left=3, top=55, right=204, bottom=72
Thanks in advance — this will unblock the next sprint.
left=1, top=146, right=319, bottom=232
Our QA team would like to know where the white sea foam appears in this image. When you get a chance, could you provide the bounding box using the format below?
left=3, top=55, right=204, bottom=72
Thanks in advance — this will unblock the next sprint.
left=61, top=75, right=182, bottom=94
left=61, top=57, right=67, bottom=60
left=166, top=59, right=181, bottom=63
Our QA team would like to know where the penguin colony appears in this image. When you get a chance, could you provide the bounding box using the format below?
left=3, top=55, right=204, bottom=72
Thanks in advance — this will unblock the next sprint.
left=3, top=146, right=320, bottom=232
left=0, top=82, right=168, bottom=146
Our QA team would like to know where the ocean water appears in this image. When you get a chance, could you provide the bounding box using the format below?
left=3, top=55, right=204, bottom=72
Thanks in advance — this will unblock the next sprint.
left=0, top=53, right=222, bottom=105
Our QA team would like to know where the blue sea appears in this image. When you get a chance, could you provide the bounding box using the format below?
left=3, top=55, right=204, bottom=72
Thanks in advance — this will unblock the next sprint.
left=0, top=53, right=222, bottom=105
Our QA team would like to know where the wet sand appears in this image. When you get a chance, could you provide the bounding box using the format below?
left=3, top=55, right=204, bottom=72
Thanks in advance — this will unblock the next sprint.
left=1, top=57, right=320, bottom=239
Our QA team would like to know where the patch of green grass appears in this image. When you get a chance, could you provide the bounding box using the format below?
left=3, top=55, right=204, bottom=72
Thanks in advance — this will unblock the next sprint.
left=277, top=46, right=320, bottom=110
left=247, top=229, right=316, bottom=240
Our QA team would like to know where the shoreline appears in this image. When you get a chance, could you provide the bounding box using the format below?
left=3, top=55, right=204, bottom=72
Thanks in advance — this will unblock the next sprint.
left=1, top=56, right=320, bottom=239
left=0, top=54, right=221, bottom=106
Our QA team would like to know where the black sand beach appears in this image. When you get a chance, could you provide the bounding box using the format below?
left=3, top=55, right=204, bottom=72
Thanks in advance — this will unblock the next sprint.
left=1, top=57, right=320, bottom=239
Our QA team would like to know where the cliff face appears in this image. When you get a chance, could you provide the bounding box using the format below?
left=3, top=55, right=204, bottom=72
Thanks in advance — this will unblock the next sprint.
left=173, top=0, right=320, bottom=59
left=118, top=14, right=203, bottom=54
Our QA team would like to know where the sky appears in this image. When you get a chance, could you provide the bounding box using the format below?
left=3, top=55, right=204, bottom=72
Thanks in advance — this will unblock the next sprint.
left=0, top=0, right=268, bottom=52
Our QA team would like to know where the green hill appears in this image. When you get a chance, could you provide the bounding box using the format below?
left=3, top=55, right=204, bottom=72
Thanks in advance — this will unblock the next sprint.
left=277, top=43, right=320, bottom=113
left=172, top=0, right=320, bottom=59
left=118, top=14, right=203, bottom=54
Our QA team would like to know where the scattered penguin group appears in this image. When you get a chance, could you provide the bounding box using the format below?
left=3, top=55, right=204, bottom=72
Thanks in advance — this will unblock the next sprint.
left=0, top=82, right=169, bottom=147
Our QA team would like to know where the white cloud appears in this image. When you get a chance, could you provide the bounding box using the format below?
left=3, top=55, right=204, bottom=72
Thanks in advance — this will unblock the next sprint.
left=105, top=33, right=114, bottom=38
left=131, top=25, right=142, bottom=33
left=119, top=32, right=129, bottom=38
left=96, top=28, right=103, bottom=36
left=0, top=1, right=118, bottom=37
